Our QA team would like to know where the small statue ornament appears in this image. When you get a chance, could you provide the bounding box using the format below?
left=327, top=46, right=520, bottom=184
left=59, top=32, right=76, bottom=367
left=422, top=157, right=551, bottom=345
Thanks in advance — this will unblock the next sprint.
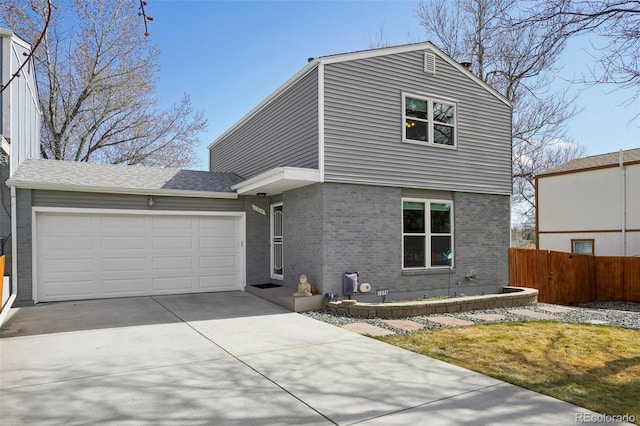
left=293, top=274, right=312, bottom=297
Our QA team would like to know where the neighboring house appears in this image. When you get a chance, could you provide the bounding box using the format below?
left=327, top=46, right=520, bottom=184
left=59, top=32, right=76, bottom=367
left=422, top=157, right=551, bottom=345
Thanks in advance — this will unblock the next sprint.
left=536, top=148, right=640, bottom=256
left=7, top=42, right=512, bottom=307
left=1, top=29, right=40, bottom=313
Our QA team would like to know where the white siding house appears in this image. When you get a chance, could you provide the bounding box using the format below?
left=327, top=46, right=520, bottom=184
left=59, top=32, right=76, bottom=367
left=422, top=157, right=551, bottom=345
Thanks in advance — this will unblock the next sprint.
left=1, top=28, right=41, bottom=318
left=536, top=148, right=640, bottom=256
left=1, top=28, right=41, bottom=173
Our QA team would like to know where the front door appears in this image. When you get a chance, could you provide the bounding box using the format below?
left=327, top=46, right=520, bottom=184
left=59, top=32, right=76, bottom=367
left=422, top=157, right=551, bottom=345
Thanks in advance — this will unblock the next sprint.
left=270, top=203, right=283, bottom=280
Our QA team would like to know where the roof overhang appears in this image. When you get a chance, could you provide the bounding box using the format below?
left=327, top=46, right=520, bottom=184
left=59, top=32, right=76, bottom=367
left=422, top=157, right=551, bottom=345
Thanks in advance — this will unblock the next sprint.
left=5, top=180, right=239, bottom=199
left=231, top=167, right=321, bottom=196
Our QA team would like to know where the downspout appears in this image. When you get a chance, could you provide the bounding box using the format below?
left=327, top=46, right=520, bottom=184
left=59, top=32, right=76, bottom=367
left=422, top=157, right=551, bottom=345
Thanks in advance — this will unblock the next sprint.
left=619, top=150, right=627, bottom=256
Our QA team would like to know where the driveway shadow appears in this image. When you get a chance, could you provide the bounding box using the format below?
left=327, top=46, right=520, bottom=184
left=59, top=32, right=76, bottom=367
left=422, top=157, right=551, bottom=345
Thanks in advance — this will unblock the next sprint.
left=0, top=291, right=289, bottom=338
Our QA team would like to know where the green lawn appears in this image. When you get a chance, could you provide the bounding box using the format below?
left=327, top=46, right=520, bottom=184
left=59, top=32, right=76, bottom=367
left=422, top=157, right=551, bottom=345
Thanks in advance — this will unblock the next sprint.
left=379, top=321, right=640, bottom=423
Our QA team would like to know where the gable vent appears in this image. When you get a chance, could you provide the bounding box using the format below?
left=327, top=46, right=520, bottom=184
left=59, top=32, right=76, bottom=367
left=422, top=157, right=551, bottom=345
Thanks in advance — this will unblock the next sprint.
left=424, top=52, right=436, bottom=74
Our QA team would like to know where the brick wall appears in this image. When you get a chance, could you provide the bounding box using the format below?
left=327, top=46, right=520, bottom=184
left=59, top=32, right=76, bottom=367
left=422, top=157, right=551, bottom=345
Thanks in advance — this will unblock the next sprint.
left=282, top=183, right=510, bottom=299
left=321, top=183, right=400, bottom=296
left=452, top=191, right=510, bottom=288
left=244, top=196, right=271, bottom=285
left=283, top=184, right=324, bottom=290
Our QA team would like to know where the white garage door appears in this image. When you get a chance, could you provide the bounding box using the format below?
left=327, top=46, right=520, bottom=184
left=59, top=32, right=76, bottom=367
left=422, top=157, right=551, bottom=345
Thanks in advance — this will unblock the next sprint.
left=34, top=210, right=244, bottom=302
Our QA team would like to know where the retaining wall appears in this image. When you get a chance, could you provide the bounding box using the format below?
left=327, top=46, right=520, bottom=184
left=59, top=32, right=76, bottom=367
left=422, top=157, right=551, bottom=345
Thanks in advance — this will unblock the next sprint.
left=324, top=286, right=538, bottom=318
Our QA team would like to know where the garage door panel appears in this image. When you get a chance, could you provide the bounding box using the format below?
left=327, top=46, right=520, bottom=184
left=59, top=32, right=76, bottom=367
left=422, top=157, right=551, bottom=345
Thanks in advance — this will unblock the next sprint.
left=101, top=278, right=146, bottom=295
left=152, top=216, right=193, bottom=229
left=152, top=256, right=193, bottom=271
left=101, top=216, right=146, bottom=230
left=40, top=257, right=95, bottom=274
left=41, top=236, right=94, bottom=251
left=199, top=217, right=235, bottom=229
left=40, top=281, right=94, bottom=299
left=101, top=236, right=146, bottom=250
left=36, top=211, right=243, bottom=302
left=44, top=272, right=95, bottom=284
left=199, top=235, right=237, bottom=248
left=199, top=275, right=237, bottom=290
left=39, top=213, right=93, bottom=229
left=200, top=255, right=236, bottom=268
left=152, top=276, right=193, bottom=292
left=152, top=236, right=193, bottom=250
left=101, top=257, right=146, bottom=272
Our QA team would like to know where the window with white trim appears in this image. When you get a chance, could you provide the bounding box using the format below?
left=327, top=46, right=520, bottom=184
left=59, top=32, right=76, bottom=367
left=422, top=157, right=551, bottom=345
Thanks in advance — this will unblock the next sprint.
left=403, top=93, right=456, bottom=147
left=402, top=199, right=453, bottom=269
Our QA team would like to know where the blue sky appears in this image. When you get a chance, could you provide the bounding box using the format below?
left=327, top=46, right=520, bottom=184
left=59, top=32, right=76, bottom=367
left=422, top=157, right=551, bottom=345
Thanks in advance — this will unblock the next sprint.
left=150, top=0, right=639, bottom=170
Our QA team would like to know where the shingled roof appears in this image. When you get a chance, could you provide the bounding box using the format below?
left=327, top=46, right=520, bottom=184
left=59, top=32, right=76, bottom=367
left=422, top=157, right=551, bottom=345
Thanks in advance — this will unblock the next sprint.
left=6, top=159, right=244, bottom=198
left=538, top=148, right=640, bottom=177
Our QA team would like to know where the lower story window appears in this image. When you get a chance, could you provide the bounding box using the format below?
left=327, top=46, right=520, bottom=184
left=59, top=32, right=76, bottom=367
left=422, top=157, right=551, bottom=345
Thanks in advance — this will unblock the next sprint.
left=403, top=199, right=453, bottom=269
left=572, top=239, right=594, bottom=255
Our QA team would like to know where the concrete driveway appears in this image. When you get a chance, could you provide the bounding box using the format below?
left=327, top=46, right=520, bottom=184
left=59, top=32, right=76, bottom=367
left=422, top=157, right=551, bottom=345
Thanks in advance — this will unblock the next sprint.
left=0, top=292, right=625, bottom=425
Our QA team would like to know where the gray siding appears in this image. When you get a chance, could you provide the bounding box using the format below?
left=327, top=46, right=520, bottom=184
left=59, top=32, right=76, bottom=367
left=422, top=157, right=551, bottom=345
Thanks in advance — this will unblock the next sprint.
left=323, top=50, right=512, bottom=195
left=31, top=190, right=243, bottom=211
left=209, top=69, right=319, bottom=179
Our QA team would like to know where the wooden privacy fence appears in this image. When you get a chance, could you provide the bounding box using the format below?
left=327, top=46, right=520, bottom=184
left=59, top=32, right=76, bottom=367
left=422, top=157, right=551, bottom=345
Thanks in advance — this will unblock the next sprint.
left=509, top=248, right=640, bottom=305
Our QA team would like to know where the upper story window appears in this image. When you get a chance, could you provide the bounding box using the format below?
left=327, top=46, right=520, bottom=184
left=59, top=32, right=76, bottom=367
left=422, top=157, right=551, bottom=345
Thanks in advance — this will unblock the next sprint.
left=403, top=93, right=456, bottom=147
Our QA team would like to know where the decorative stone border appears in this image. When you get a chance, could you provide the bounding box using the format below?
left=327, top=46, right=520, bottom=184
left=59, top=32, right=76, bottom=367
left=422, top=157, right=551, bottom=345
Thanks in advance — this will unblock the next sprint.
left=324, top=286, right=538, bottom=318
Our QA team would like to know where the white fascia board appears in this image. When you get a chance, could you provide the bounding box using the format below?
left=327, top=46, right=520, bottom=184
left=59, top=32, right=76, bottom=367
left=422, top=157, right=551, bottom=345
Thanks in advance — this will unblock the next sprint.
left=231, top=167, right=321, bottom=196
left=5, top=181, right=238, bottom=199
left=208, top=59, right=321, bottom=149
left=319, top=42, right=434, bottom=64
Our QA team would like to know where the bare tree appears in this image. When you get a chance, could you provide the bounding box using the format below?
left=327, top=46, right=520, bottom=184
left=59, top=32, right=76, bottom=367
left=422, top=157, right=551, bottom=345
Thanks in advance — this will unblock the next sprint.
left=523, top=0, right=640, bottom=104
left=368, top=22, right=391, bottom=49
left=416, top=0, right=585, bottom=225
left=1, top=0, right=207, bottom=167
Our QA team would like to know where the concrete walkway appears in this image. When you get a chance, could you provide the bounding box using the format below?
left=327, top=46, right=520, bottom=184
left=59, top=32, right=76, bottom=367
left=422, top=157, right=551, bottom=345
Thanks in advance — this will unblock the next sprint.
left=0, top=292, right=629, bottom=425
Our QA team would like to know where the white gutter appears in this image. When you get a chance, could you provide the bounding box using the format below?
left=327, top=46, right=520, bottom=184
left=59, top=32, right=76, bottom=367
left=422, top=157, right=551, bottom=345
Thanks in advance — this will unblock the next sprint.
left=620, top=150, right=627, bottom=256
left=5, top=181, right=239, bottom=199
